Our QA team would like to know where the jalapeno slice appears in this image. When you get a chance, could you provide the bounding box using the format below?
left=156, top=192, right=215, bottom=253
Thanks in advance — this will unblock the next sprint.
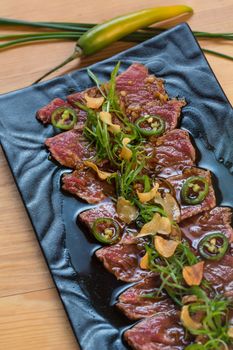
left=181, top=176, right=209, bottom=205
left=136, top=115, right=165, bottom=136
left=92, top=218, right=120, bottom=244
left=51, top=107, right=77, bottom=130
left=170, top=222, right=182, bottom=242
left=198, top=232, right=229, bottom=261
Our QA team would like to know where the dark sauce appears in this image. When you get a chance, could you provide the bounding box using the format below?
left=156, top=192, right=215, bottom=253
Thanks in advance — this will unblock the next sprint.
left=63, top=195, right=133, bottom=338
left=194, top=137, right=233, bottom=208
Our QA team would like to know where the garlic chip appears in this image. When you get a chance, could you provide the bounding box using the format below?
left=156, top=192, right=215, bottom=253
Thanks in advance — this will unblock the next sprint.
left=116, top=197, right=138, bottom=224
left=182, top=295, right=198, bottom=305
left=137, top=183, right=159, bottom=203
left=83, top=161, right=113, bottom=180
left=84, top=93, right=105, bottom=109
left=157, top=216, right=172, bottom=235
left=154, top=236, right=179, bottom=258
left=99, top=111, right=121, bottom=134
left=181, top=305, right=202, bottom=331
left=154, top=192, right=181, bottom=222
left=170, top=223, right=182, bottom=242
left=120, top=138, right=132, bottom=161
left=182, top=261, right=204, bottom=286
left=137, top=213, right=172, bottom=238
left=140, top=251, right=150, bottom=270
left=228, top=326, right=233, bottom=338
left=137, top=213, right=161, bottom=238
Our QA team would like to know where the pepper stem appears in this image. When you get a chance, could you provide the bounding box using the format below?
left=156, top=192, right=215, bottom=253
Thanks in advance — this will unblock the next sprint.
left=33, top=46, right=83, bottom=84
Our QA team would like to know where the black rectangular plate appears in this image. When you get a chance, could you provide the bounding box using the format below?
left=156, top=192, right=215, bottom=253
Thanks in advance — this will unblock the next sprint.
left=1, top=23, right=233, bottom=350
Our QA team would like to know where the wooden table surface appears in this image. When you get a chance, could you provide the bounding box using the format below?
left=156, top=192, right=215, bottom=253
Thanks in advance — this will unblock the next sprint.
left=0, top=0, right=232, bottom=349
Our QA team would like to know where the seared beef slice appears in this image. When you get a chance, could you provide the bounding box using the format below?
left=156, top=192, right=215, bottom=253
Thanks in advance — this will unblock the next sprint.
left=36, top=98, right=70, bottom=124
left=95, top=243, right=154, bottom=282
left=180, top=206, right=233, bottom=248
left=147, top=129, right=196, bottom=177
left=62, top=169, right=114, bottom=204
left=116, top=63, right=186, bottom=131
left=125, top=310, right=188, bottom=350
left=167, top=167, right=216, bottom=221
left=79, top=201, right=120, bottom=229
left=45, top=129, right=95, bottom=168
left=117, top=276, right=175, bottom=320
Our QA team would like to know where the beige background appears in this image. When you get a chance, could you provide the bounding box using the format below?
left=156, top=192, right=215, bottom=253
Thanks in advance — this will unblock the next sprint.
left=0, top=1, right=232, bottom=349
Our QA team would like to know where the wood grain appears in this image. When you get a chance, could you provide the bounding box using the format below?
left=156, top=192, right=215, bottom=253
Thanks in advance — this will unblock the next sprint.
left=0, top=289, right=77, bottom=349
left=0, top=1, right=232, bottom=349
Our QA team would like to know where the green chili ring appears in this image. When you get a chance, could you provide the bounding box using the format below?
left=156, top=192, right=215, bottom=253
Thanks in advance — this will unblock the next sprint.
left=181, top=176, right=209, bottom=205
left=135, top=115, right=165, bottom=137
left=198, top=232, right=229, bottom=261
left=92, top=217, right=120, bottom=244
left=51, top=107, right=77, bottom=130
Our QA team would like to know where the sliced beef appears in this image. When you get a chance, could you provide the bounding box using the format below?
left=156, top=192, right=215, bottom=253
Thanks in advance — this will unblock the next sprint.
left=147, top=129, right=196, bottom=177
left=67, top=86, right=99, bottom=105
left=66, top=90, right=84, bottom=106
left=116, top=63, right=166, bottom=100
left=36, top=98, right=70, bottom=124
left=180, top=206, right=233, bottom=249
left=95, top=242, right=153, bottom=282
left=117, top=276, right=174, bottom=320
left=78, top=202, right=141, bottom=243
left=66, top=90, right=88, bottom=126
left=116, top=63, right=186, bottom=131
left=67, top=86, right=101, bottom=125
left=143, top=101, right=186, bottom=133
left=79, top=201, right=119, bottom=229
left=45, top=129, right=95, bottom=168
left=36, top=86, right=100, bottom=126
left=204, top=254, right=233, bottom=298
left=167, top=168, right=216, bottom=221
left=124, top=310, right=188, bottom=350
left=62, top=169, right=114, bottom=204
left=180, top=207, right=233, bottom=297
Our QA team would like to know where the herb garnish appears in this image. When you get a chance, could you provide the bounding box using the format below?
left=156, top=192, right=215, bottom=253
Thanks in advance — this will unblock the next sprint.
left=80, top=62, right=233, bottom=349
left=145, top=241, right=232, bottom=349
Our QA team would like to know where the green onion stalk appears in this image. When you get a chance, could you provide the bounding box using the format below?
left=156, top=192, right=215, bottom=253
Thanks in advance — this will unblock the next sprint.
left=0, top=5, right=233, bottom=82
left=0, top=5, right=232, bottom=83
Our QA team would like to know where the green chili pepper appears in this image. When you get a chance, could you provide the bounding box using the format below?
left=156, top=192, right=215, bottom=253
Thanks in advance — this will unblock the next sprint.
left=135, top=115, right=165, bottom=136
left=51, top=107, right=77, bottom=130
left=33, top=5, right=193, bottom=83
left=198, top=232, right=229, bottom=261
left=92, top=217, right=120, bottom=244
left=181, top=176, right=209, bottom=205
left=78, top=6, right=192, bottom=56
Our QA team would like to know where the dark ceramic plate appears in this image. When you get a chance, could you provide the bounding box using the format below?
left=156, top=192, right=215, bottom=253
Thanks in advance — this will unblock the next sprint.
left=0, top=23, right=233, bottom=350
